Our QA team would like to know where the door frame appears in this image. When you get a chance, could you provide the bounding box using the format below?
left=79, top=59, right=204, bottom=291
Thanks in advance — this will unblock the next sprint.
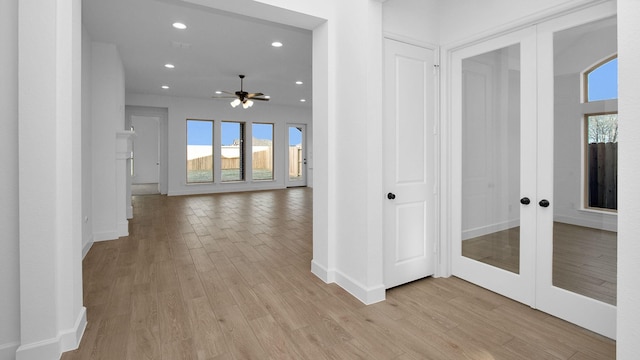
left=125, top=106, right=169, bottom=194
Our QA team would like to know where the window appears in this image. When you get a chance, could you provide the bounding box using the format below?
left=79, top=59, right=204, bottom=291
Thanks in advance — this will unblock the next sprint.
left=583, top=56, right=617, bottom=211
left=252, top=123, right=274, bottom=180
left=221, top=121, right=245, bottom=182
left=186, top=119, right=214, bottom=183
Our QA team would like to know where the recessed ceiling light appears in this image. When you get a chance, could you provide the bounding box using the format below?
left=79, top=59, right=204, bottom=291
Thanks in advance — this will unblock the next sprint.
left=300, top=99, right=306, bottom=102
left=172, top=22, right=187, bottom=30
left=271, top=41, right=283, bottom=48
left=161, top=85, right=170, bottom=89
left=264, top=95, right=271, bottom=99
left=164, top=63, right=175, bottom=69
left=295, top=81, right=303, bottom=85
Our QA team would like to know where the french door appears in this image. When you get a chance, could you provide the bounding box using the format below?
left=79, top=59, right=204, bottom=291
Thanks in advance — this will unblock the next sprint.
left=451, top=3, right=617, bottom=339
left=286, top=124, right=306, bottom=187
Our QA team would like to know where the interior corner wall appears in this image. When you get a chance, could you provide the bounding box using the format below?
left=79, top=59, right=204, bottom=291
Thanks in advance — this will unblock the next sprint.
left=81, top=26, right=94, bottom=257
left=617, top=0, right=640, bottom=356
left=91, top=42, right=125, bottom=241
left=0, top=0, right=21, bottom=357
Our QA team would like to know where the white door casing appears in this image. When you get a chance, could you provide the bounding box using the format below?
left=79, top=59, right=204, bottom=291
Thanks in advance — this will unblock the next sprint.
left=383, top=38, right=436, bottom=289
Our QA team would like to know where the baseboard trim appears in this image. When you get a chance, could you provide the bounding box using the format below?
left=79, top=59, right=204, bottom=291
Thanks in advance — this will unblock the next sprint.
left=15, top=307, right=87, bottom=360
left=0, top=341, right=20, bottom=360
left=59, top=307, right=87, bottom=353
left=311, top=260, right=335, bottom=283
left=117, top=221, right=129, bottom=237
left=334, top=270, right=386, bottom=305
left=93, top=230, right=119, bottom=242
left=82, top=239, right=93, bottom=259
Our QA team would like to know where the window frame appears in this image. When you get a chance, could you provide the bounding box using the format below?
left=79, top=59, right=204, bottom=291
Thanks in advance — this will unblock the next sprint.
left=251, top=122, right=275, bottom=181
left=186, top=119, right=215, bottom=184
left=580, top=54, right=618, bottom=212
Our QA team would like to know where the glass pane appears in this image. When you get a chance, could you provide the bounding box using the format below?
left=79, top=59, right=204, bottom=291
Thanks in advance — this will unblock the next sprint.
left=186, top=120, right=213, bottom=183
left=587, top=58, right=618, bottom=102
left=553, top=17, right=617, bottom=305
left=289, top=126, right=303, bottom=181
left=461, top=44, right=521, bottom=274
left=252, top=123, right=273, bottom=180
left=586, top=114, right=618, bottom=210
left=221, top=121, right=244, bottom=182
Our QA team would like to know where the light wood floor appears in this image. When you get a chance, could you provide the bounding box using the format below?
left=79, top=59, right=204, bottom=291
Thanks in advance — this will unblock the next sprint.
left=462, top=222, right=617, bottom=305
left=62, top=188, right=615, bottom=359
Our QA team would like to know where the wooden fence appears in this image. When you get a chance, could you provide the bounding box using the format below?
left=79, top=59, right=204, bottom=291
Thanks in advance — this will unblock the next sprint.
left=587, top=142, right=617, bottom=209
left=187, top=148, right=273, bottom=171
left=289, top=146, right=302, bottom=177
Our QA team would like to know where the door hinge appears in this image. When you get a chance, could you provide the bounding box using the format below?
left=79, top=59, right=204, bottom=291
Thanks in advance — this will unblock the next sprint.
left=433, top=64, right=440, bottom=74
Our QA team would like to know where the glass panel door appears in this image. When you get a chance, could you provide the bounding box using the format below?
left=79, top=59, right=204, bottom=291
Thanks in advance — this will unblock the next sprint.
left=535, top=9, right=617, bottom=339
left=286, top=124, right=306, bottom=187
left=452, top=27, right=537, bottom=306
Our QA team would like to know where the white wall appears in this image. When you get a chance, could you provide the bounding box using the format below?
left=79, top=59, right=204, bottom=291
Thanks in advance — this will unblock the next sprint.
left=81, top=27, right=94, bottom=257
left=91, top=42, right=126, bottom=241
left=382, top=0, right=440, bottom=45
left=553, top=18, right=617, bottom=231
left=617, top=0, right=640, bottom=357
left=126, top=94, right=312, bottom=195
left=0, top=0, right=20, bottom=358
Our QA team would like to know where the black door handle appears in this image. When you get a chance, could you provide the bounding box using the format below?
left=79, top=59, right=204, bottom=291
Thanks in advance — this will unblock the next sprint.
left=539, top=199, right=550, bottom=207
left=387, top=192, right=396, bottom=200
left=520, top=197, right=530, bottom=205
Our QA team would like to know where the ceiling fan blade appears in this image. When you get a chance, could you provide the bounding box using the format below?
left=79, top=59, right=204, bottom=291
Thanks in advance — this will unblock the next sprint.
left=247, top=92, right=264, bottom=98
left=250, top=97, right=269, bottom=101
left=211, top=95, right=237, bottom=99
left=219, top=90, right=236, bottom=95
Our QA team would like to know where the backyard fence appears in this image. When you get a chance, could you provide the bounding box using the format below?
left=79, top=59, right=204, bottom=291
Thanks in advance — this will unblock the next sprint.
left=187, top=148, right=273, bottom=171
left=587, top=142, right=617, bottom=209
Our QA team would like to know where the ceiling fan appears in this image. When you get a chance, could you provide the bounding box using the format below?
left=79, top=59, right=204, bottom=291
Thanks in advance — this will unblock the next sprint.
left=212, top=74, right=269, bottom=109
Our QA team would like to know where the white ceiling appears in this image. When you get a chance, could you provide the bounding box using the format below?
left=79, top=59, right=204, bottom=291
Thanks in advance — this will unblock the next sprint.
left=82, top=0, right=313, bottom=108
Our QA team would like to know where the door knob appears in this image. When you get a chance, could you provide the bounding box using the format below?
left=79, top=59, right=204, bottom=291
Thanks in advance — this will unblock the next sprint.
left=539, top=199, right=550, bottom=207
left=520, top=197, right=531, bottom=205
left=387, top=192, right=396, bottom=200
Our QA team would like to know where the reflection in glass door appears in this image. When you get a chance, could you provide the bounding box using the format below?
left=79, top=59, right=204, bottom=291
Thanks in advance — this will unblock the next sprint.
left=451, top=27, right=537, bottom=307
left=551, top=17, right=618, bottom=306
left=534, top=12, right=617, bottom=339
left=286, top=124, right=306, bottom=187
left=461, top=44, right=522, bottom=275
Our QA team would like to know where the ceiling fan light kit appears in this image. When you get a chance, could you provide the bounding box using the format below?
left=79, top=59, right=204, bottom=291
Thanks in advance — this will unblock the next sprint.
left=212, top=74, right=269, bottom=109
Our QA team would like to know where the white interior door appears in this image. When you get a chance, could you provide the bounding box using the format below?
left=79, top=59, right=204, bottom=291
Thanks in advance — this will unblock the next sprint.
left=452, top=27, right=538, bottom=306
left=131, top=115, right=160, bottom=184
left=383, top=38, right=436, bottom=289
left=535, top=7, right=617, bottom=339
left=286, top=124, right=306, bottom=187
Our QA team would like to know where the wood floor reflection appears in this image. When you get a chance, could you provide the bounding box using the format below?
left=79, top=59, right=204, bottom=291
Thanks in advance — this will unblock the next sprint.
left=62, top=189, right=614, bottom=359
left=462, top=222, right=617, bottom=305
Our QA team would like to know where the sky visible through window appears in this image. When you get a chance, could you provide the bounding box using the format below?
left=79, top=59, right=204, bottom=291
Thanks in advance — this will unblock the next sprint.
left=187, top=122, right=301, bottom=145
left=588, top=58, right=618, bottom=101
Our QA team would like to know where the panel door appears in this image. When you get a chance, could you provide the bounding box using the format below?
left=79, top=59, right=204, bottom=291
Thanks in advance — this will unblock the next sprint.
left=383, top=38, right=436, bottom=289
left=131, top=115, right=160, bottom=185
